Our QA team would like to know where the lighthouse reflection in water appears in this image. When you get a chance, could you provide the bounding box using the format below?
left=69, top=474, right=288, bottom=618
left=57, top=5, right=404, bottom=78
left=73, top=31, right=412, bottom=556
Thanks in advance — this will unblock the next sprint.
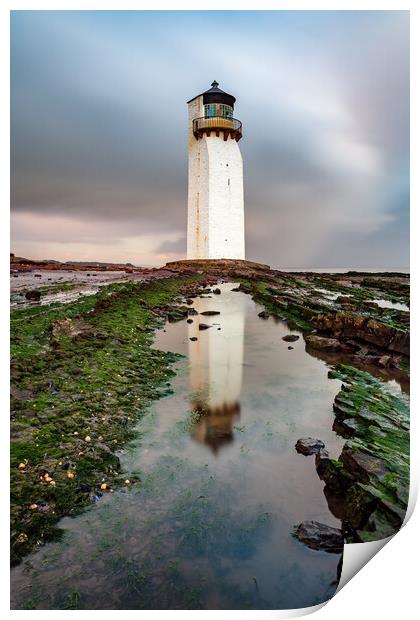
left=187, top=283, right=245, bottom=453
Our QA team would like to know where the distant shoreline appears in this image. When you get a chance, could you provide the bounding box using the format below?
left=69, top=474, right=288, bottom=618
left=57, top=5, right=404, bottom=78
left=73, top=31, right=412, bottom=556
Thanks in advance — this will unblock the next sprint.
left=10, top=254, right=410, bottom=275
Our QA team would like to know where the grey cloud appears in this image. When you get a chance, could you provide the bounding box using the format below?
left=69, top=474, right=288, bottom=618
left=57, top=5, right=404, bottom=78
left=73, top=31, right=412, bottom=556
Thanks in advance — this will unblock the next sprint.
left=11, top=11, right=409, bottom=268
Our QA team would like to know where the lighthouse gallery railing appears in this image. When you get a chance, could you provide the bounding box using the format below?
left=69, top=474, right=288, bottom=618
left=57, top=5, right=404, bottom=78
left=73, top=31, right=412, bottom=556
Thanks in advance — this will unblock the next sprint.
left=192, top=116, right=242, bottom=141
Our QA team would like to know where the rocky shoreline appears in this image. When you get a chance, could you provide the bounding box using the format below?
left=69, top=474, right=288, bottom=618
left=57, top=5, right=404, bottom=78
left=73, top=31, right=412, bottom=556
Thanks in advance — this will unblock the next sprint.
left=10, top=257, right=409, bottom=564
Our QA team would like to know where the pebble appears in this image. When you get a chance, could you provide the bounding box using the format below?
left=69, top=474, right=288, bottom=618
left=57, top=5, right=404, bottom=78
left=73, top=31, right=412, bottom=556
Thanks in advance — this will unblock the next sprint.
left=16, top=533, right=28, bottom=544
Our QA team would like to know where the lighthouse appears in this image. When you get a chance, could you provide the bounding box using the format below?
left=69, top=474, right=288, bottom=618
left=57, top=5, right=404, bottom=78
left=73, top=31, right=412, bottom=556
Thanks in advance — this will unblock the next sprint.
left=187, top=81, right=245, bottom=260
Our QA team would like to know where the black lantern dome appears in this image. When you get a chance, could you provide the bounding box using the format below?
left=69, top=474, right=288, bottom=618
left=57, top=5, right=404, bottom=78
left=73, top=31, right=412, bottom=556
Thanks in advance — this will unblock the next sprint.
left=187, top=81, right=236, bottom=109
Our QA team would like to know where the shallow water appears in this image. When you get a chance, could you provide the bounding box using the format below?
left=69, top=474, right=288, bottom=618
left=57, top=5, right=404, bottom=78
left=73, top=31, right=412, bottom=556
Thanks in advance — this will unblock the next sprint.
left=11, top=284, right=347, bottom=610
left=10, top=270, right=128, bottom=308
left=313, top=288, right=342, bottom=301
left=371, top=298, right=409, bottom=312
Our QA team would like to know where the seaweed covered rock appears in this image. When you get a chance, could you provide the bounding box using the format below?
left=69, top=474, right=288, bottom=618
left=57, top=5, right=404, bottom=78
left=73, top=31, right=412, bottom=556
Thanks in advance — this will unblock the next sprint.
left=51, top=317, right=93, bottom=339
left=319, top=365, right=409, bottom=542
left=25, top=290, right=41, bottom=301
left=311, top=312, right=409, bottom=355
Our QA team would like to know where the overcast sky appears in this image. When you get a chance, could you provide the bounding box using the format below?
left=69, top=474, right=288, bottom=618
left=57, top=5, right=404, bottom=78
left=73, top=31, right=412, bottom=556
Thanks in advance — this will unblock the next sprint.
left=11, top=10, right=409, bottom=268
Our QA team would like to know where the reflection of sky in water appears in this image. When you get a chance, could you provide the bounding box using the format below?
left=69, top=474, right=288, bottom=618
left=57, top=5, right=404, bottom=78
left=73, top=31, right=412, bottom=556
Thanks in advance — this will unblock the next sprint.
left=313, top=288, right=342, bottom=300
left=371, top=298, right=409, bottom=312
left=11, top=284, right=346, bottom=611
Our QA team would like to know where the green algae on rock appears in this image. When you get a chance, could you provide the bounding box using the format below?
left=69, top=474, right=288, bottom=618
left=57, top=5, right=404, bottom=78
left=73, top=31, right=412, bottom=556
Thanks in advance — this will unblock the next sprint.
left=317, top=365, right=409, bottom=542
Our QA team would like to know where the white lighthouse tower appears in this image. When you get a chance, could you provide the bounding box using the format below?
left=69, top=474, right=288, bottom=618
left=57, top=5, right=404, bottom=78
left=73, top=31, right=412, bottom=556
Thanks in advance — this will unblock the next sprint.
left=187, top=81, right=245, bottom=260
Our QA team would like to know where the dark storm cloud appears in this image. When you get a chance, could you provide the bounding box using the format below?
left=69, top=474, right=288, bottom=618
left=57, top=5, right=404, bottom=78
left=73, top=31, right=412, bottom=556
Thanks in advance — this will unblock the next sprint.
left=11, top=10, right=409, bottom=267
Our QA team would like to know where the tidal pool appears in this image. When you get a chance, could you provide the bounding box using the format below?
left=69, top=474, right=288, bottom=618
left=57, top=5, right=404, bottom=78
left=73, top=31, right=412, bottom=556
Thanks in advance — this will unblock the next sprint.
left=11, top=284, right=347, bottom=610
left=371, top=298, right=409, bottom=312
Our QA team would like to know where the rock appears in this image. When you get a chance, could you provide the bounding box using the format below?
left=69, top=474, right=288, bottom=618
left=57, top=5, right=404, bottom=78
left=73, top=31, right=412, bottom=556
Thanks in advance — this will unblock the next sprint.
left=187, top=308, right=198, bottom=316
left=295, top=437, right=325, bottom=456
left=190, top=337, right=198, bottom=341
left=25, top=290, right=41, bottom=301
left=200, top=311, right=221, bottom=316
left=186, top=298, right=194, bottom=305
left=311, top=311, right=409, bottom=355
left=282, top=334, right=299, bottom=342
left=337, top=295, right=355, bottom=305
left=258, top=310, right=270, bottom=319
left=51, top=317, right=92, bottom=339
left=378, top=355, right=392, bottom=368
left=304, top=334, right=353, bottom=352
left=288, top=346, right=294, bottom=350
left=198, top=323, right=211, bottom=330
left=213, top=288, right=221, bottom=295
left=16, top=533, right=29, bottom=544
left=341, top=446, right=389, bottom=483
left=295, top=521, right=343, bottom=553
left=187, top=318, right=193, bottom=324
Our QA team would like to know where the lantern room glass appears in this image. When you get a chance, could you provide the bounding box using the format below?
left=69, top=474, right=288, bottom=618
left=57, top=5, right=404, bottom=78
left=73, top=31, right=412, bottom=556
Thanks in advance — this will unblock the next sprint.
left=204, top=103, right=233, bottom=119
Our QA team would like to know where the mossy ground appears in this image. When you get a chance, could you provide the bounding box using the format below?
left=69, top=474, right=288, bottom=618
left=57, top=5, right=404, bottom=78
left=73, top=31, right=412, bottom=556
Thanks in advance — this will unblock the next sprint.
left=10, top=276, right=203, bottom=564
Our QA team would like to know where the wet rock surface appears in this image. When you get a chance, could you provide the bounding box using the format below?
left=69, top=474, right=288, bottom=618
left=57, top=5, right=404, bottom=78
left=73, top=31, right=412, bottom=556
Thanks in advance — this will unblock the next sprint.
left=258, top=310, right=270, bottom=319
left=295, top=521, right=343, bottom=553
left=25, top=290, right=41, bottom=301
left=295, top=437, right=325, bottom=456
left=282, top=334, right=300, bottom=342
left=311, top=312, right=409, bottom=356
left=318, top=365, right=409, bottom=542
left=304, top=334, right=355, bottom=352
